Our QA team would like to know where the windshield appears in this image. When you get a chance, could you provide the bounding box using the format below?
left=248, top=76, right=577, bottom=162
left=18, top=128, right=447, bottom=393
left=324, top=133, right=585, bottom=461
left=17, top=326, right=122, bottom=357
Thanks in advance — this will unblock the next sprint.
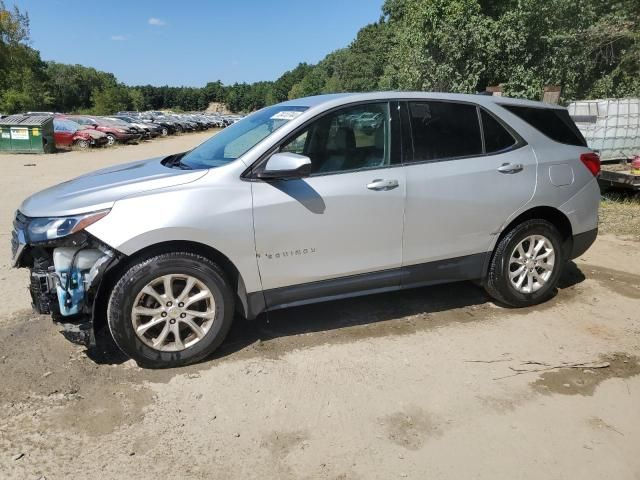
left=180, top=104, right=307, bottom=169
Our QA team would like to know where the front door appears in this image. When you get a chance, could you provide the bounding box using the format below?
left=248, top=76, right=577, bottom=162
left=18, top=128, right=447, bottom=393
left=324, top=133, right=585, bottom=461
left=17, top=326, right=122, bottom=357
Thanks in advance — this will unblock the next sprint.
left=251, top=102, right=405, bottom=304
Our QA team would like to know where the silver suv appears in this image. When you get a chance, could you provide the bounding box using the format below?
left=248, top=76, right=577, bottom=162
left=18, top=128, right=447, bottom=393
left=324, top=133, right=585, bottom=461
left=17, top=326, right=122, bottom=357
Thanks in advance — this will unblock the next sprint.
left=12, top=93, right=600, bottom=368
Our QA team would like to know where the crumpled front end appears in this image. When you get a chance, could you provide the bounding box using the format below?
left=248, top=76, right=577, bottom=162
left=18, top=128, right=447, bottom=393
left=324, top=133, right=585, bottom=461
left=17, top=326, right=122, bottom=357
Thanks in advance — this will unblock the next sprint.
left=12, top=210, right=122, bottom=346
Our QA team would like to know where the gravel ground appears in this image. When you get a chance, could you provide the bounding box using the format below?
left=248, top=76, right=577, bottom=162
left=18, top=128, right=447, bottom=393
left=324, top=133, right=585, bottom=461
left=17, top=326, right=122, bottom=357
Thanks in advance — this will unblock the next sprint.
left=1, top=134, right=639, bottom=479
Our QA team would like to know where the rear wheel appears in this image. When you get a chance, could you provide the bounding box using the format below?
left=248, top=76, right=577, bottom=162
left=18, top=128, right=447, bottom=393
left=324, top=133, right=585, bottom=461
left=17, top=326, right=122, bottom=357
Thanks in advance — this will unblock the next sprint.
left=485, top=219, right=564, bottom=307
left=161, top=127, right=168, bottom=136
left=107, top=252, right=234, bottom=368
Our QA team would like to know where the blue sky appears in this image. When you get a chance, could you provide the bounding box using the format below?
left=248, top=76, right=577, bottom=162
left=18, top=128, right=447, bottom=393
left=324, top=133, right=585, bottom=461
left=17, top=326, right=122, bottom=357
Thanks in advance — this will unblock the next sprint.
left=10, top=0, right=385, bottom=87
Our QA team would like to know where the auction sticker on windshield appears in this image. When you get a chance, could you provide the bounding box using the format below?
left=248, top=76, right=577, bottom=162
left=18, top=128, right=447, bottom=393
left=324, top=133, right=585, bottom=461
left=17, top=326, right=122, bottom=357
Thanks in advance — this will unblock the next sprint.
left=10, top=128, right=29, bottom=140
left=271, top=111, right=304, bottom=121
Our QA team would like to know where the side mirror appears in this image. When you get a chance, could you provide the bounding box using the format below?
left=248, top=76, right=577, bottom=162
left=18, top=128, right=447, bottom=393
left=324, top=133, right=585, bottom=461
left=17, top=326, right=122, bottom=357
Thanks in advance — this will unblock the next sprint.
left=258, top=152, right=312, bottom=180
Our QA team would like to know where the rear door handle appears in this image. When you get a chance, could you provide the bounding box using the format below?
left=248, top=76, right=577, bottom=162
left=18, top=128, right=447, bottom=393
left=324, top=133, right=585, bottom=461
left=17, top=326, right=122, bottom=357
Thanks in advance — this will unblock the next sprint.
left=497, top=163, right=524, bottom=174
left=367, top=179, right=399, bottom=191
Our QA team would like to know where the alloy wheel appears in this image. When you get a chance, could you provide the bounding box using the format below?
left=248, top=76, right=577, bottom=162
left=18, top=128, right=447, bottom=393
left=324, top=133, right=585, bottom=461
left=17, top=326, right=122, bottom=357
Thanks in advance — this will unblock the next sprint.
left=131, top=274, right=216, bottom=352
left=508, top=235, right=555, bottom=294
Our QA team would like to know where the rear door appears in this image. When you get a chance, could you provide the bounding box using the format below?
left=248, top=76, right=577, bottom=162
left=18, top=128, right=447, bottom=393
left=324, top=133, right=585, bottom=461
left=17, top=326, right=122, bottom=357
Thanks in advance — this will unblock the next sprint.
left=53, top=120, right=73, bottom=147
left=400, top=100, right=537, bottom=279
left=251, top=101, right=406, bottom=301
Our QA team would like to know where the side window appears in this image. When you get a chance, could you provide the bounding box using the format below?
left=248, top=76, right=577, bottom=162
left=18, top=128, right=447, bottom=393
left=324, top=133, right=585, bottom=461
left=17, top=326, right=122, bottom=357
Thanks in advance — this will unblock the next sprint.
left=481, top=110, right=517, bottom=153
left=503, top=105, right=587, bottom=147
left=280, top=103, right=390, bottom=175
left=408, top=101, right=483, bottom=162
left=281, top=130, right=308, bottom=155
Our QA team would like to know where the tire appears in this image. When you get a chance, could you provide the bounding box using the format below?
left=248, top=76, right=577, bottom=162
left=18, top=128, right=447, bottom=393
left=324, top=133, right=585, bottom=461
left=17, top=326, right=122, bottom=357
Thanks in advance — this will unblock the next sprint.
left=75, top=139, right=90, bottom=149
left=106, top=134, right=116, bottom=146
left=484, top=219, right=564, bottom=307
left=161, top=127, right=168, bottom=137
left=107, top=252, right=235, bottom=368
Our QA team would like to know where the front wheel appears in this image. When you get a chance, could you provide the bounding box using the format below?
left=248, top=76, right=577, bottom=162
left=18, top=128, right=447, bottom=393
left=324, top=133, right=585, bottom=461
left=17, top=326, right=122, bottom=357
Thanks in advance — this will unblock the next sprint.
left=107, top=252, right=234, bottom=368
left=485, top=219, right=564, bottom=307
left=106, top=134, right=116, bottom=146
left=75, top=139, right=90, bottom=149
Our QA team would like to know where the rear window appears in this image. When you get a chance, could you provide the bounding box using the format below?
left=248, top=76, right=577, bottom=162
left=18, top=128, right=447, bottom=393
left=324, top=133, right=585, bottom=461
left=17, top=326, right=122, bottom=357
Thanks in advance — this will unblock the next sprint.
left=408, top=101, right=483, bottom=162
left=503, top=105, right=587, bottom=147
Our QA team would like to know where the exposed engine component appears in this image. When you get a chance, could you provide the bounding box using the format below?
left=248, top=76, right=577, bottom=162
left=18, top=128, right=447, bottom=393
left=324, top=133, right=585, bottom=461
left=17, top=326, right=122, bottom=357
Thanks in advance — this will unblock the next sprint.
left=18, top=231, right=119, bottom=346
left=53, top=247, right=109, bottom=316
left=30, top=269, right=56, bottom=315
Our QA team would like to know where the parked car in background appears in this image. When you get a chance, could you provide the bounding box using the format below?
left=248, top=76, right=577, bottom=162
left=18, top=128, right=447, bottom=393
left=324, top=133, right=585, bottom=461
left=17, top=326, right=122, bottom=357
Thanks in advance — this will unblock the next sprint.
left=103, top=117, right=153, bottom=139
left=64, top=115, right=141, bottom=145
left=167, top=115, right=196, bottom=132
left=140, top=115, right=181, bottom=134
left=52, top=118, right=108, bottom=149
left=111, top=116, right=164, bottom=137
left=207, top=115, right=225, bottom=128
left=138, top=115, right=178, bottom=135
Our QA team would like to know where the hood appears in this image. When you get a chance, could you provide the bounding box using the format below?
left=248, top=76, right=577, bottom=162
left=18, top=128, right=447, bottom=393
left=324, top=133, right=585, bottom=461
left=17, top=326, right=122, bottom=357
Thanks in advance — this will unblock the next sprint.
left=20, top=157, right=208, bottom=217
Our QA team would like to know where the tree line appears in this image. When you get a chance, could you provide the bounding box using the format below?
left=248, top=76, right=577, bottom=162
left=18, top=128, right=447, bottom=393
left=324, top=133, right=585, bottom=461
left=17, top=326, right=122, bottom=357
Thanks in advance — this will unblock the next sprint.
left=1, top=0, right=638, bottom=115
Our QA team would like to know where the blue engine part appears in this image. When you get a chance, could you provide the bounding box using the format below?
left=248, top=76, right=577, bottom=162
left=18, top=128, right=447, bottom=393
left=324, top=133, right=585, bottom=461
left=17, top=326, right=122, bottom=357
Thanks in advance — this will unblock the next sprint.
left=53, top=248, right=105, bottom=316
left=56, top=268, right=86, bottom=316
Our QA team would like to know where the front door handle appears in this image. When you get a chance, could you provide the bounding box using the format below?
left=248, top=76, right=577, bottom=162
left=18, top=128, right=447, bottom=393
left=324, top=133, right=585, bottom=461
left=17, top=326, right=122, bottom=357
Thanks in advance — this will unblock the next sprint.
left=497, top=163, right=524, bottom=174
left=367, top=179, right=399, bottom=191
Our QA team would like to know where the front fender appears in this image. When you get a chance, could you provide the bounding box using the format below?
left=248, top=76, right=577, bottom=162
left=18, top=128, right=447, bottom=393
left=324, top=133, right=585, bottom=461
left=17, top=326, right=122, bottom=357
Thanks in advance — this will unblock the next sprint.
left=85, top=180, right=261, bottom=294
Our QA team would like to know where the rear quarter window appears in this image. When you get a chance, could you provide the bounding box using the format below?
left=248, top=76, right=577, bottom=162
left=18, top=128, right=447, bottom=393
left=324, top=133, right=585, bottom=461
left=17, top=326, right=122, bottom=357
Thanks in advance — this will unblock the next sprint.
left=480, top=110, right=517, bottom=153
left=503, top=105, right=587, bottom=147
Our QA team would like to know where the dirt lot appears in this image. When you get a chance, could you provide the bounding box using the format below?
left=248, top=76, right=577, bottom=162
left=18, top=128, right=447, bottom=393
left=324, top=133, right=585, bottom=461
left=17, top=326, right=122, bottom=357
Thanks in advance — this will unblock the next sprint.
left=1, top=135, right=639, bottom=479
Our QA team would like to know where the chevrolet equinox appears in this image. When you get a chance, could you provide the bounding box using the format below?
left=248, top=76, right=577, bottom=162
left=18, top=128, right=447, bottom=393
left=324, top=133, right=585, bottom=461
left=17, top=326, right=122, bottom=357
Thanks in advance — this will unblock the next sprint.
left=11, top=93, right=600, bottom=367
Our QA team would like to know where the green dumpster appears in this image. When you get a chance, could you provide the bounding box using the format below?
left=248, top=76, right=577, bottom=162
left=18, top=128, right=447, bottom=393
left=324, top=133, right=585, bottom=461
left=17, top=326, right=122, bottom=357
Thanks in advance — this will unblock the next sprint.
left=0, top=115, right=55, bottom=154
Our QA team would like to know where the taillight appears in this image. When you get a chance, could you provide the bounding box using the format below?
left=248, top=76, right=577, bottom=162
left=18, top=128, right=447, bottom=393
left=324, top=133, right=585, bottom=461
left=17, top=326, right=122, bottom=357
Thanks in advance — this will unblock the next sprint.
left=580, top=152, right=601, bottom=177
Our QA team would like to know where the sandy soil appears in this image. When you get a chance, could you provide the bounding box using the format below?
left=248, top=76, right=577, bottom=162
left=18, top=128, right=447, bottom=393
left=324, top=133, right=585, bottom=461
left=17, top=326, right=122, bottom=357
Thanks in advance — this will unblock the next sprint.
left=1, top=135, right=639, bottom=479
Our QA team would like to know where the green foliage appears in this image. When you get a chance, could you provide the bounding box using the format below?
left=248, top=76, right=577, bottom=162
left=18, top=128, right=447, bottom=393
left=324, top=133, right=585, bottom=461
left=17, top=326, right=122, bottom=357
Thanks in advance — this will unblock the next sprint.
left=269, top=63, right=314, bottom=103
left=90, top=84, right=133, bottom=115
left=0, top=1, right=50, bottom=112
left=1, top=0, right=638, bottom=114
left=45, top=62, right=120, bottom=112
left=381, top=0, right=495, bottom=92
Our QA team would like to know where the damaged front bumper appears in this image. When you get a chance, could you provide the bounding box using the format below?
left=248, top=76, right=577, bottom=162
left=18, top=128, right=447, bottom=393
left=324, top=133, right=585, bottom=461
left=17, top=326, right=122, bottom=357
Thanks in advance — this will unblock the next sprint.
left=12, top=211, right=122, bottom=346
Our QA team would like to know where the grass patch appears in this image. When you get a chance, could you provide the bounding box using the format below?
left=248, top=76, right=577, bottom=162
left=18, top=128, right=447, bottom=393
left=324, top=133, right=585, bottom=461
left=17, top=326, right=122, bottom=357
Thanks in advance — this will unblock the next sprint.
left=599, top=192, right=640, bottom=240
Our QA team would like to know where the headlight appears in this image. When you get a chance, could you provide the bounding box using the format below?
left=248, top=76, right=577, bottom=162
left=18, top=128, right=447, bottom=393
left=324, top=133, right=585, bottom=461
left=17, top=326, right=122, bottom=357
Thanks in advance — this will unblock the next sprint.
left=27, top=210, right=110, bottom=243
left=116, top=128, right=126, bottom=133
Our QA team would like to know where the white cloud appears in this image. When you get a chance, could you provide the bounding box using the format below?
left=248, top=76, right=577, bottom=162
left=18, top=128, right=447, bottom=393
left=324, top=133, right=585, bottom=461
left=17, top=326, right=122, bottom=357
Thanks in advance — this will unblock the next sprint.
left=111, top=35, right=128, bottom=41
left=148, top=17, right=166, bottom=26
